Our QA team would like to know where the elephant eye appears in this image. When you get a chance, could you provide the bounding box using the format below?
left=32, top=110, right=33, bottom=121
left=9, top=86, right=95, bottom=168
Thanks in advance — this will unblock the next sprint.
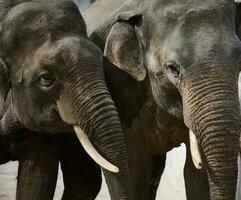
left=38, top=73, right=55, bottom=88
left=165, top=61, right=180, bottom=78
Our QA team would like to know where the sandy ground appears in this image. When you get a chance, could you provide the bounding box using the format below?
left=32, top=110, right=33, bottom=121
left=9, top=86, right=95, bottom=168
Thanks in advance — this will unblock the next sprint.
left=0, top=145, right=240, bottom=200
left=0, top=145, right=187, bottom=200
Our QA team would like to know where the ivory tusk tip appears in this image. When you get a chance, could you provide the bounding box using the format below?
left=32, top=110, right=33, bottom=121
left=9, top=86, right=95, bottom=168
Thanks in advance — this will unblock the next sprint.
left=110, top=166, right=120, bottom=173
left=189, top=129, right=203, bottom=170
left=239, top=138, right=241, bottom=154
left=195, top=162, right=203, bottom=170
left=74, top=126, right=120, bottom=174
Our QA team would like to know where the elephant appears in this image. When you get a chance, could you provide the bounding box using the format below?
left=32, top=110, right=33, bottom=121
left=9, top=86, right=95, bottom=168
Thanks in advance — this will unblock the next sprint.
left=0, top=1, right=103, bottom=199
left=0, top=0, right=132, bottom=199
left=83, top=0, right=241, bottom=199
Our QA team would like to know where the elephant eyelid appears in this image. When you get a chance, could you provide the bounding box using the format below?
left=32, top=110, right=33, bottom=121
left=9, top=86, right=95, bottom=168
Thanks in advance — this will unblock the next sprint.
left=36, top=71, right=56, bottom=88
left=39, top=64, right=55, bottom=72
left=37, top=66, right=56, bottom=78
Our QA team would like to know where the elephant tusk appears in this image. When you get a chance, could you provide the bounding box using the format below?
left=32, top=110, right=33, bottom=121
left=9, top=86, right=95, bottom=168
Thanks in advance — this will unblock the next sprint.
left=189, top=129, right=203, bottom=169
left=74, top=126, right=120, bottom=173
left=239, top=136, right=241, bottom=154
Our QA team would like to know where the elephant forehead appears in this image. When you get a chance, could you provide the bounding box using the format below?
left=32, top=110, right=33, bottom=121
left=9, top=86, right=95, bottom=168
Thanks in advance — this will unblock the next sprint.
left=20, top=39, right=75, bottom=70
left=13, top=41, right=51, bottom=71
left=0, top=1, right=87, bottom=55
left=142, top=0, right=236, bottom=66
left=149, top=0, right=232, bottom=9
left=54, top=37, right=93, bottom=58
left=49, top=37, right=102, bottom=65
left=21, top=36, right=102, bottom=71
left=144, top=0, right=234, bottom=34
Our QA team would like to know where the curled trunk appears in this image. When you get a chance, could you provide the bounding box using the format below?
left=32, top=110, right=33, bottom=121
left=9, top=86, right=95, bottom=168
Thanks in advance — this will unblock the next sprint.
left=181, top=66, right=240, bottom=200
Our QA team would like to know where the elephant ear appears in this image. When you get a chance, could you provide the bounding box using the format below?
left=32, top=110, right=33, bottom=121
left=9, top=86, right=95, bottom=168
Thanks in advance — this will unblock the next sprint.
left=236, top=2, right=241, bottom=38
left=104, top=11, right=146, bottom=81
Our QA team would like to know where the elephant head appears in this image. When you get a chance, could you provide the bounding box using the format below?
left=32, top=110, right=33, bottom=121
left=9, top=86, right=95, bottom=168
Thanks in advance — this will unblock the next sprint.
left=0, top=1, right=131, bottom=199
left=103, top=0, right=241, bottom=199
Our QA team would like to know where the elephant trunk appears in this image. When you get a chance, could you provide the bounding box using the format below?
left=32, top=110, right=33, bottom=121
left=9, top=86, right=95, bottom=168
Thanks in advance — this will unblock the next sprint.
left=181, top=65, right=240, bottom=200
left=57, top=59, right=131, bottom=199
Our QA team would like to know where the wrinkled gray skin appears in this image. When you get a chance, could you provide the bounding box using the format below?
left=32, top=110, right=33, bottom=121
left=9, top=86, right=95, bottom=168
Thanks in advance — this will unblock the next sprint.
left=0, top=1, right=131, bottom=200
left=84, top=0, right=241, bottom=200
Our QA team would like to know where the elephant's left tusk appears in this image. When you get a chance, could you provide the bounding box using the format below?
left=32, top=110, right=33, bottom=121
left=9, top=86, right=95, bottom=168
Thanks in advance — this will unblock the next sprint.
left=74, top=126, right=120, bottom=173
left=189, top=129, right=203, bottom=169
left=239, top=136, right=241, bottom=154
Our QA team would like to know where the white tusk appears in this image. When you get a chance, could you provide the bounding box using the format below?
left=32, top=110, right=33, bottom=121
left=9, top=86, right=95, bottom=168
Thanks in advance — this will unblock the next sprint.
left=74, top=126, right=119, bottom=173
left=239, top=136, right=241, bottom=154
left=189, top=129, right=203, bottom=169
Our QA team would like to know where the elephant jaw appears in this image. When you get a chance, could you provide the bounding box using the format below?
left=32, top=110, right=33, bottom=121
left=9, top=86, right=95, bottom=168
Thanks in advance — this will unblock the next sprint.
left=189, top=129, right=203, bottom=169
left=74, top=126, right=120, bottom=173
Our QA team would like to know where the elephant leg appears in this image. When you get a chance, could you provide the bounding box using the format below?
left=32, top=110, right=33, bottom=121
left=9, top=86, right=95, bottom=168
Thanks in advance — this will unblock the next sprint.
left=128, top=153, right=166, bottom=200
left=125, top=130, right=166, bottom=200
left=58, top=134, right=101, bottom=200
left=0, top=136, right=12, bottom=164
left=184, top=142, right=210, bottom=200
left=149, top=154, right=166, bottom=200
left=16, top=133, right=59, bottom=200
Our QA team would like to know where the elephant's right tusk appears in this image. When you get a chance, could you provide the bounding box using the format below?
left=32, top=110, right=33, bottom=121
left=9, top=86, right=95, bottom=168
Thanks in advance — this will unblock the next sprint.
left=189, top=129, right=203, bottom=169
left=74, top=126, right=120, bottom=173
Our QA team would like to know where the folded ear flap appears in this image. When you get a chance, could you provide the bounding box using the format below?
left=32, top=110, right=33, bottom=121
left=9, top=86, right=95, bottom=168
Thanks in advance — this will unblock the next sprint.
left=236, top=2, right=241, bottom=38
left=104, top=12, right=146, bottom=81
left=0, top=58, right=10, bottom=104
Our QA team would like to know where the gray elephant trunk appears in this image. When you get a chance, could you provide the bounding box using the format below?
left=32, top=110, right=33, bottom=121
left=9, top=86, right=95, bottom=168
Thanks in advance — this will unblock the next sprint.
left=181, top=65, right=240, bottom=200
left=57, top=60, right=131, bottom=199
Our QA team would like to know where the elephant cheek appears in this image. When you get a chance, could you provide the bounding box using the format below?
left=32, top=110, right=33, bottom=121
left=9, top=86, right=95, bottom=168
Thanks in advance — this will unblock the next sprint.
left=56, top=102, right=75, bottom=125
